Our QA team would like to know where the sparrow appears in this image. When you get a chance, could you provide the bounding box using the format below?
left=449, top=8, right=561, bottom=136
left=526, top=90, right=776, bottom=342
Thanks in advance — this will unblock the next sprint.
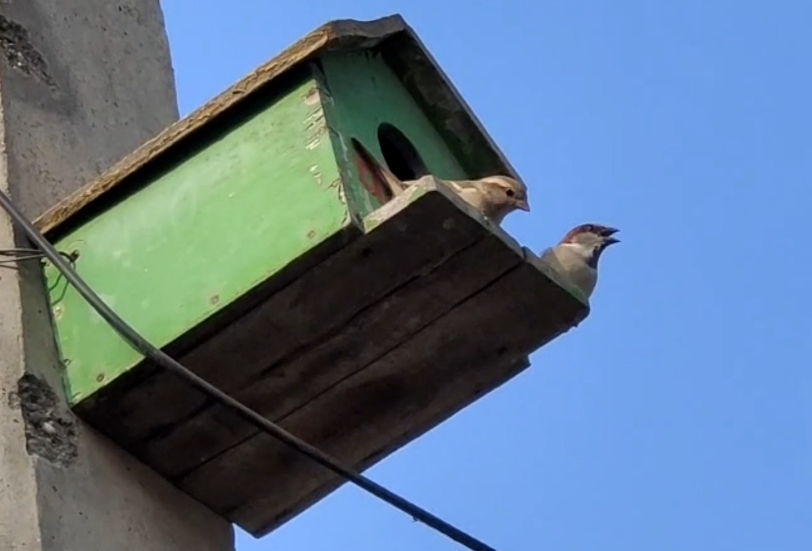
left=444, top=176, right=530, bottom=225
left=351, top=139, right=530, bottom=225
left=540, top=223, right=620, bottom=299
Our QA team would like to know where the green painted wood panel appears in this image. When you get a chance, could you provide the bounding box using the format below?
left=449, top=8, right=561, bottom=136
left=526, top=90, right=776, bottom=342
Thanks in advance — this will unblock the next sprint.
left=46, top=76, right=351, bottom=405
left=315, top=51, right=467, bottom=220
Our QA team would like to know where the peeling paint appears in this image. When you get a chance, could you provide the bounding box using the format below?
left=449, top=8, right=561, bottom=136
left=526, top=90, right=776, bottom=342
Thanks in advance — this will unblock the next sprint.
left=333, top=177, right=351, bottom=226
left=303, top=86, right=320, bottom=106
left=303, top=103, right=327, bottom=151
left=304, top=136, right=321, bottom=150
left=328, top=132, right=363, bottom=225
left=336, top=178, right=347, bottom=204
left=308, top=164, right=323, bottom=186
left=303, top=109, right=325, bottom=128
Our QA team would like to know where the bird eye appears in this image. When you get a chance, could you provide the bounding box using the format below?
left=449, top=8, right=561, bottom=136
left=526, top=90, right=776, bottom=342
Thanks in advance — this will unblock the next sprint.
left=505, top=189, right=516, bottom=197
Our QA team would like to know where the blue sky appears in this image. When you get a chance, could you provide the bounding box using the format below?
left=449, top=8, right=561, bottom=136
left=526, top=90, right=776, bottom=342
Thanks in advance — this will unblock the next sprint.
left=162, top=1, right=811, bottom=549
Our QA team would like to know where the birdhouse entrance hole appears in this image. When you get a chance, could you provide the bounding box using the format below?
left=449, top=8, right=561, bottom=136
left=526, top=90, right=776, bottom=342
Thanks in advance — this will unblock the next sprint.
left=377, top=123, right=428, bottom=181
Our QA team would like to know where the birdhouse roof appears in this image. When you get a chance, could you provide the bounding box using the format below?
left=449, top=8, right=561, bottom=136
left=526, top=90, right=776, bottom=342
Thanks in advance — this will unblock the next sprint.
left=35, top=14, right=520, bottom=238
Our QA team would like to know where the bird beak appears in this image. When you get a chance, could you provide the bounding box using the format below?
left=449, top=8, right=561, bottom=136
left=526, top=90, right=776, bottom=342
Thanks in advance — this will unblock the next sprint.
left=515, top=199, right=530, bottom=212
left=601, top=227, right=620, bottom=246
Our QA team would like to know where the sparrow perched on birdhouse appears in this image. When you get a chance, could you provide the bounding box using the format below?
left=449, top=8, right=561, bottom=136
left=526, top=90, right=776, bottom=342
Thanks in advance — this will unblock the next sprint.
left=352, top=139, right=530, bottom=225
left=443, top=176, right=530, bottom=225
left=540, top=224, right=620, bottom=299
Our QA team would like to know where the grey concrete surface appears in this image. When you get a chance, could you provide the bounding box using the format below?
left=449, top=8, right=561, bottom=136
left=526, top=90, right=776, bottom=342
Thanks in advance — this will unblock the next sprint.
left=0, top=1, right=236, bottom=550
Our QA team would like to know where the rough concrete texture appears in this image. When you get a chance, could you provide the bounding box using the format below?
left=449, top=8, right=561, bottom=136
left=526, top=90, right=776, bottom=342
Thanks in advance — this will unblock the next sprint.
left=14, top=374, right=79, bottom=467
left=0, top=1, right=235, bottom=550
left=0, top=0, right=181, bottom=219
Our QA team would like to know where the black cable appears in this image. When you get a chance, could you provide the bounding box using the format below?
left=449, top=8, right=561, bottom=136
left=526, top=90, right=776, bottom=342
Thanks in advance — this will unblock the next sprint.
left=0, top=188, right=498, bottom=551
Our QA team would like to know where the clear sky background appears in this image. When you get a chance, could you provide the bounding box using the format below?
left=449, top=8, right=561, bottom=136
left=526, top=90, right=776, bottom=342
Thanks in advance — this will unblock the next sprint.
left=161, top=1, right=811, bottom=550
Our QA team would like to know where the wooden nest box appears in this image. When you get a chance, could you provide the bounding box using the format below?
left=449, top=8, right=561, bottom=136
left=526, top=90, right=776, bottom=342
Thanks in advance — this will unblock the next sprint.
left=36, top=15, right=589, bottom=537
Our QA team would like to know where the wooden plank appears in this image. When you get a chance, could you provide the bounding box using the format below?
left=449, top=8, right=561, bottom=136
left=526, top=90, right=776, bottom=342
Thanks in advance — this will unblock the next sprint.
left=139, top=226, right=523, bottom=478
left=176, top=255, right=586, bottom=534
left=245, top=355, right=531, bottom=537
left=79, top=183, right=490, bottom=446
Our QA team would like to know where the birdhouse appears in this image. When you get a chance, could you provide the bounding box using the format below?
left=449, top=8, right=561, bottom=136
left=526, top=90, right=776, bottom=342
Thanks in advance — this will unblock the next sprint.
left=36, top=15, right=589, bottom=537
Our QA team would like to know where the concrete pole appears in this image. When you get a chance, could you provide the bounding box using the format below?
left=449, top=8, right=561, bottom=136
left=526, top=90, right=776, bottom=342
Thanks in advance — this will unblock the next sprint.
left=0, top=2, right=235, bottom=550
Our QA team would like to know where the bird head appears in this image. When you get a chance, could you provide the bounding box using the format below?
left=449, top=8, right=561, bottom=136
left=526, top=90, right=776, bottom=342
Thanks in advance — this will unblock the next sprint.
left=559, top=223, right=620, bottom=268
left=478, top=175, right=530, bottom=222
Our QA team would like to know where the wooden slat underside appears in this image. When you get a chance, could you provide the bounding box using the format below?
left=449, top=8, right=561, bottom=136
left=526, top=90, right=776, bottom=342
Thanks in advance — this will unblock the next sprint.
left=140, top=224, right=523, bottom=478
left=187, top=245, right=581, bottom=536
left=235, top=353, right=531, bottom=537
left=77, top=181, right=587, bottom=536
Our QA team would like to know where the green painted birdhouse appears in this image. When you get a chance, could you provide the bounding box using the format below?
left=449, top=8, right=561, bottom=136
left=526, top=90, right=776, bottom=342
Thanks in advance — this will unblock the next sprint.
left=36, top=15, right=589, bottom=537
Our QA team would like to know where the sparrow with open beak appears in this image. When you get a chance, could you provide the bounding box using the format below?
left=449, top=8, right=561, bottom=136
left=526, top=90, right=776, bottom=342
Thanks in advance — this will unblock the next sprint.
left=541, top=223, right=620, bottom=299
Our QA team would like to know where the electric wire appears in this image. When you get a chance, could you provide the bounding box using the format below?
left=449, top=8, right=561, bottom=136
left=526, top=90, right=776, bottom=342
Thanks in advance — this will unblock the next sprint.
left=0, top=248, right=77, bottom=266
left=0, top=188, right=499, bottom=551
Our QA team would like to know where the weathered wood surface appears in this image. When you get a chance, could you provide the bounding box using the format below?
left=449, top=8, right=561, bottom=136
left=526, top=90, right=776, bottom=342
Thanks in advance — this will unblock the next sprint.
left=238, top=354, right=532, bottom=537
left=140, top=204, right=523, bottom=478
left=179, top=251, right=583, bottom=536
left=33, top=14, right=519, bottom=240
left=79, top=181, right=487, bottom=444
